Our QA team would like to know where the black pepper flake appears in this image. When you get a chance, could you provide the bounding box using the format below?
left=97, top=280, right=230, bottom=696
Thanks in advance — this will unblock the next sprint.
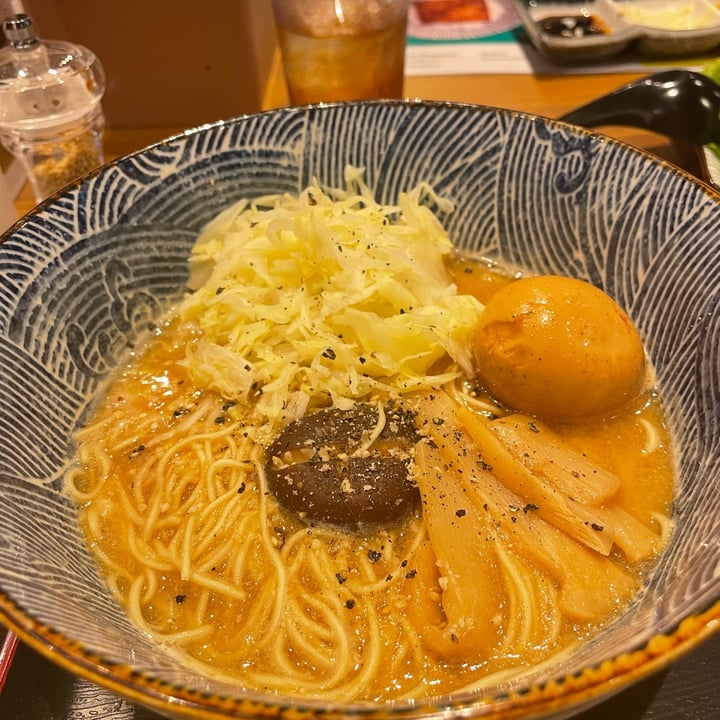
left=432, top=417, right=445, bottom=426
left=511, top=516, right=517, bottom=523
left=215, top=286, right=225, bottom=295
left=401, top=559, right=408, bottom=567
left=237, top=482, right=246, bottom=494
left=450, top=633, right=459, bottom=644
left=173, top=407, right=190, bottom=418
left=345, top=599, right=356, bottom=609
left=405, top=569, right=417, bottom=579
left=128, top=444, right=146, bottom=459
left=359, top=356, right=367, bottom=364
left=455, top=509, right=467, bottom=518
left=336, top=572, right=347, bottom=585
left=214, top=416, right=227, bottom=425
left=175, top=594, right=187, bottom=604
left=386, top=574, right=393, bottom=582
left=523, top=503, right=540, bottom=513
left=307, top=191, right=317, bottom=206
left=528, top=422, right=540, bottom=433
left=322, top=347, right=336, bottom=360
left=367, top=549, right=382, bottom=563
left=272, top=527, right=286, bottom=550
left=591, top=523, right=604, bottom=532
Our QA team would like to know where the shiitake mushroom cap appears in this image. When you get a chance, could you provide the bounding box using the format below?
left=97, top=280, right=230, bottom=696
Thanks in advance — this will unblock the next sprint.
left=265, top=402, right=421, bottom=531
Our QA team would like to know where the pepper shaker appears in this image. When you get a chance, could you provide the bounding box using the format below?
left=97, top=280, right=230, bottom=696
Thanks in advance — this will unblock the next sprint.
left=0, top=13, right=106, bottom=203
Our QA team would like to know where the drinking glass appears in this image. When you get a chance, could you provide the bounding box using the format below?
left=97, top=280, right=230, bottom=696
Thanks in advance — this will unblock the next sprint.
left=271, top=0, right=409, bottom=105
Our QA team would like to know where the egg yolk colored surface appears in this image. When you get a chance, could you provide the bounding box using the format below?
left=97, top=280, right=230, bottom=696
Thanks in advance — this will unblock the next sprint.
left=472, top=275, right=646, bottom=420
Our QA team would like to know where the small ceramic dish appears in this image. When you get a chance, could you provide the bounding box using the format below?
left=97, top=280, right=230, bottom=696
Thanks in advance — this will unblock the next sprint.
left=611, top=0, right=720, bottom=54
left=517, top=0, right=639, bottom=61
left=515, top=0, right=720, bottom=62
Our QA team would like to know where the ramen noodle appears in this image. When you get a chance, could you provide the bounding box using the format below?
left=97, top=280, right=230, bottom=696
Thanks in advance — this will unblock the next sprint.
left=67, top=170, right=675, bottom=701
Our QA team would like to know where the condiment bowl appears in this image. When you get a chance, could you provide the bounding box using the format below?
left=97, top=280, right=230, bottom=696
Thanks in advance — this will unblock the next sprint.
left=515, top=0, right=720, bottom=62
left=0, top=101, right=719, bottom=719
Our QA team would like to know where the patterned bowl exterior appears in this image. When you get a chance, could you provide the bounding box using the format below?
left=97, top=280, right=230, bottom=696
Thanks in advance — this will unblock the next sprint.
left=0, top=101, right=718, bottom=720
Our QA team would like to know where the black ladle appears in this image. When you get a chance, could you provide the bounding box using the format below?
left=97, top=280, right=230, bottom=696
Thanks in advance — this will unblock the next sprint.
left=559, top=69, right=720, bottom=146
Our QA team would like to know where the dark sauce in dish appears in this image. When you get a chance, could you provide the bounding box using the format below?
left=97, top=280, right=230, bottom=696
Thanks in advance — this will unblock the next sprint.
left=539, top=14, right=610, bottom=38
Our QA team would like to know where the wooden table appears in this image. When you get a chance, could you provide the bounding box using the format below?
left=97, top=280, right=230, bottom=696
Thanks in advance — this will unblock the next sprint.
left=11, top=55, right=702, bottom=219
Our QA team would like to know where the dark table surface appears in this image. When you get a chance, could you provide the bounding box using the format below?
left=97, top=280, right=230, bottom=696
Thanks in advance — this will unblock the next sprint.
left=1, top=625, right=718, bottom=720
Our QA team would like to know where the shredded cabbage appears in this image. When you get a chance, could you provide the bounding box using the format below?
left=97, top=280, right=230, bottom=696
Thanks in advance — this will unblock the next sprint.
left=176, top=168, right=484, bottom=441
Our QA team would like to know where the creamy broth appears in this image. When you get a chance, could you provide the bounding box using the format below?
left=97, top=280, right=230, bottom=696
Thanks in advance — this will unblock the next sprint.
left=69, top=255, right=675, bottom=701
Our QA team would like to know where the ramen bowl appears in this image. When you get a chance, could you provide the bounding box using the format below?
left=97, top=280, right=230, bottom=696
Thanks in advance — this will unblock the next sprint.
left=0, top=101, right=718, bottom=719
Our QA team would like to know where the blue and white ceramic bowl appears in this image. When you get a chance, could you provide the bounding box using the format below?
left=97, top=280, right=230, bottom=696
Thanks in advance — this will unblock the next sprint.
left=0, top=101, right=718, bottom=719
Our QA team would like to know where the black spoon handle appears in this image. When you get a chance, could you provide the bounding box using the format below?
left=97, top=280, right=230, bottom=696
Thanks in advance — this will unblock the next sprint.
left=560, top=70, right=720, bottom=146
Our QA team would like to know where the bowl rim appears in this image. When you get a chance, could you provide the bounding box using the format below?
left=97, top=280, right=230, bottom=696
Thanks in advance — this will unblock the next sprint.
left=3, top=96, right=720, bottom=226
left=1, top=597, right=718, bottom=718
left=1, top=98, right=720, bottom=718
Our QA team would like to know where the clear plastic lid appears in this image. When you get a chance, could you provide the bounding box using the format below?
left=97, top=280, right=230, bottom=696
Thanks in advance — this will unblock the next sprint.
left=0, top=13, right=105, bottom=132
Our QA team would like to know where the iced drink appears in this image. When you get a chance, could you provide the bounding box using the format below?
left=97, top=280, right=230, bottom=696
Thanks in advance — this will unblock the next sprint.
left=272, top=0, right=409, bottom=104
